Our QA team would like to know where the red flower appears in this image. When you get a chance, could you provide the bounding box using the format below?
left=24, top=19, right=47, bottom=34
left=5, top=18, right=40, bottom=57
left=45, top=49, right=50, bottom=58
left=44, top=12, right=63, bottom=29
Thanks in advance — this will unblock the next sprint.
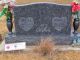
left=71, top=2, right=80, bottom=13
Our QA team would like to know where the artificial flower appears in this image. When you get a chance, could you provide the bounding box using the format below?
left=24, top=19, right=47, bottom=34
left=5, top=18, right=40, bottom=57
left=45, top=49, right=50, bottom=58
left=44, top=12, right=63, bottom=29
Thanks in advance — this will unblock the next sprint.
left=71, top=2, right=80, bottom=13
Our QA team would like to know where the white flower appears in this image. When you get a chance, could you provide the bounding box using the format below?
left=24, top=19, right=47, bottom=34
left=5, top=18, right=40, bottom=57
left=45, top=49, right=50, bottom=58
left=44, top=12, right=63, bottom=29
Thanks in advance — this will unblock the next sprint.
left=73, top=0, right=78, bottom=3
left=0, top=0, right=2, bottom=4
left=2, top=0, right=16, bottom=3
left=0, top=0, right=16, bottom=5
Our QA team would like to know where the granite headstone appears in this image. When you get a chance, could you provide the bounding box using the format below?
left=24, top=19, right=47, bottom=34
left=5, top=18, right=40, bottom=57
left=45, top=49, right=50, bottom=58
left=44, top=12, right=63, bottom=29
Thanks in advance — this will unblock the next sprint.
left=5, top=3, right=72, bottom=45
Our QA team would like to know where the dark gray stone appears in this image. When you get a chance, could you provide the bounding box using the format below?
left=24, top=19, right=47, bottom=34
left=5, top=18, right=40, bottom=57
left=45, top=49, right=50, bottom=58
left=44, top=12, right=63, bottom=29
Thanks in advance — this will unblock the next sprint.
left=5, top=3, right=72, bottom=45
left=5, top=35, right=72, bottom=45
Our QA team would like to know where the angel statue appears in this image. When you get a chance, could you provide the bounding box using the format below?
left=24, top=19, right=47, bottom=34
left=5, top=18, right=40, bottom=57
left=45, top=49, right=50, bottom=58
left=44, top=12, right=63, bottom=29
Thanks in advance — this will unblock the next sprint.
left=0, top=0, right=16, bottom=37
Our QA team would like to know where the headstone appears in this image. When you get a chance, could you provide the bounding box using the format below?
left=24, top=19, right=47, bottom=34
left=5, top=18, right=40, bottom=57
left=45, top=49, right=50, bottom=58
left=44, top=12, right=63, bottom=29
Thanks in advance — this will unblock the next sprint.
left=5, top=3, right=72, bottom=45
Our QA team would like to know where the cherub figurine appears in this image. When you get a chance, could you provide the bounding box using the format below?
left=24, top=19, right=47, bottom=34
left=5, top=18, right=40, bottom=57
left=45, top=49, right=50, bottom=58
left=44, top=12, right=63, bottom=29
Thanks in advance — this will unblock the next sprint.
left=0, top=0, right=15, bottom=37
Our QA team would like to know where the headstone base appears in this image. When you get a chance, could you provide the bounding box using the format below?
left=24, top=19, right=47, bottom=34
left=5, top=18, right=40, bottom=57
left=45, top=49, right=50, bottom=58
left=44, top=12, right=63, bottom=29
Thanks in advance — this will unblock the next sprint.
left=5, top=34, right=73, bottom=45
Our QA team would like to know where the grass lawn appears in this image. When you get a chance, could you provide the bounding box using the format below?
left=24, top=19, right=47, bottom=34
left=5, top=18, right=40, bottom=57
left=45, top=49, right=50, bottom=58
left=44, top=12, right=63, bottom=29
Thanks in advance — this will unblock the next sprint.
left=0, top=50, right=80, bottom=60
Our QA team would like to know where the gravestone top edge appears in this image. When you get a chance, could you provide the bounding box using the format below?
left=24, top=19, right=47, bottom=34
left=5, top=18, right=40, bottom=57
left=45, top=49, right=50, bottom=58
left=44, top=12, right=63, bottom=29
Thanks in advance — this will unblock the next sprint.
left=15, top=2, right=71, bottom=7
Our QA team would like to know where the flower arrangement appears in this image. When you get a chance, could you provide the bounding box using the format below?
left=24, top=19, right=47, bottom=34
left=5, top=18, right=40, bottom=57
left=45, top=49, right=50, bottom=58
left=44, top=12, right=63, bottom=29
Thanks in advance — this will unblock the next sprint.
left=0, top=0, right=16, bottom=36
left=0, top=0, right=15, bottom=20
left=71, top=1, right=80, bottom=18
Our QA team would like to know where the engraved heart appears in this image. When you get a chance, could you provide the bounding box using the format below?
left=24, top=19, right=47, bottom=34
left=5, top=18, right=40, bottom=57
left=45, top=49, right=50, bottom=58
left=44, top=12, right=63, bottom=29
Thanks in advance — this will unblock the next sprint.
left=18, top=17, right=34, bottom=32
left=52, top=17, right=67, bottom=31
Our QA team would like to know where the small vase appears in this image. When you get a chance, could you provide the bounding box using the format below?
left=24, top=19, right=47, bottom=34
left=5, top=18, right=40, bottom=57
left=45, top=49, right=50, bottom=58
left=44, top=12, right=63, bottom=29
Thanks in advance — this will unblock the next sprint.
left=6, top=11, right=13, bottom=35
left=73, top=18, right=79, bottom=34
left=7, top=18, right=13, bottom=34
